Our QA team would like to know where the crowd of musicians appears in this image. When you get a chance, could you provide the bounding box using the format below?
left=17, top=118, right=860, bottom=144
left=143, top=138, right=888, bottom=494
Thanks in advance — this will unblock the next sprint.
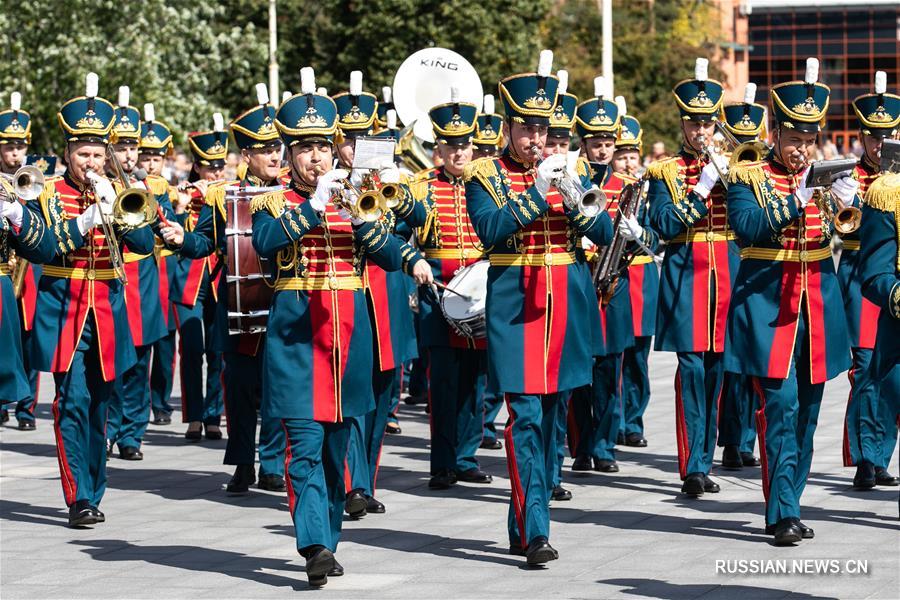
left=1, top=48, right=898, bottom=586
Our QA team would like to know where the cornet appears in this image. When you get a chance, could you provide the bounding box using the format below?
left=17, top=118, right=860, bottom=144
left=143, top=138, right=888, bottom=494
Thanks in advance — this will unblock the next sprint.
left=1, top=166, right=44, bottom=297
left=536, top=148, right=606, bottom=218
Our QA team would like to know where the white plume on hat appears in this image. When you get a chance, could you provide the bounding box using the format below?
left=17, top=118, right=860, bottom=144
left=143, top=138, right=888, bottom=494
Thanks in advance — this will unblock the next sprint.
left=317, top=87, right=328, bottom=96
left=483, top=94, right=495, bottom=115
left=10, top=92, right=21, bottom=112
left=143, top=103, right=155, bottom=123
left=255, top=83, right=269, bottom=105
left=804, top=58, right=819, bottom=84
left=86, top=72, right=99, bottom=98
left=349, top=71, right=363, bottom=96
left=213, top=112, right=224, bottom=132
left=743, top=82, right=757, bottom=105
left=117, top=86, right=130, bottom=108
left=387, top=109, right=397, bottom=130
left=300, top=67, right=316, bottom=95
left=382, top=86, right=392, bottom=103
left=537, top=50, right=553, bottom=78
left=694, top=58, right=709, bottom=82
left=615, top=95, right=627, bottom=116
left=594, top=76, right=609, bottom=99
left=557, top=70, right=569, bottom=95
left=282, top=91, right=292, bottom=103
left=875, top=71, right=887, bottom=94
left=450, top=86, right=460, bottom=103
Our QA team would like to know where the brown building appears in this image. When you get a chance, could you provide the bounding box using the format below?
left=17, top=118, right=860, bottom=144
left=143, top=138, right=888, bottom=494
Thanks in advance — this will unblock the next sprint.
left=714, top=0, right=900, bottom=152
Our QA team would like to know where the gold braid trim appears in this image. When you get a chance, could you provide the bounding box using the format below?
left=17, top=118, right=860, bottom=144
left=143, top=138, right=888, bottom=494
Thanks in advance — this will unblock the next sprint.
left=463, top=157, right=503, bottom=209
left=37, top=179, right=60, bottom=226
left=864, top=172, right=900, bottom=212
left=205, top=184, right=228, bottom=220
left=728, top=160, right=768, bottom=188
left=249, top=190, right=286, bottom=217
left=645, top=157, right=681, bottom=201
left=575, top=156, right=590, bottom=178
left=408, top=170, right=433, bottom=203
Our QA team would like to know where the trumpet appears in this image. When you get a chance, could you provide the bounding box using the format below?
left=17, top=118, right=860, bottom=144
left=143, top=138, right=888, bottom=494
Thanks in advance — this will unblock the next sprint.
left=798, top=155, right=861, bottom=235
left=314, top=166, right=387, bottom=223
left=6, top=166, right=45, bottom=297
left=555, top=173, right=606, bottom=218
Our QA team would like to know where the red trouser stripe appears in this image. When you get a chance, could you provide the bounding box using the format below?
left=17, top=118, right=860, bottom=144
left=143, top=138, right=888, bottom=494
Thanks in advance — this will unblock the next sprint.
left=503, top=395, right=527, bottom=549
left=752, top=378, right=771, bottom=503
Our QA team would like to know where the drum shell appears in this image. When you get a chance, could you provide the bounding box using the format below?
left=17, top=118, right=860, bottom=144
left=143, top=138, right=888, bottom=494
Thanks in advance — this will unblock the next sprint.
left=226, top=192, right=274, bottom=335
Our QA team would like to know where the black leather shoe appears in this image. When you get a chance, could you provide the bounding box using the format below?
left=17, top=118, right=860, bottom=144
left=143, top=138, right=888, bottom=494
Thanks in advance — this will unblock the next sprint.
left=509, top=541, right=526, bottom=556
left=226, top=465, right=256, bottom=494
left=204, top=425, right=222, bottom=440
left=304, top=547, right=335, bottom=587
left=624, top=433, right=647, bottom=447
left=428, top=470, right=456, bottom=490
left=119, top=446, right=144, bottom=461
left=703, top=475, right=720, bottom=493
left=594, top=459, right=619, bottom=473
left=90, top=506, right=105, bottom=523
left=152, top=414, right=172, bottom=426
left=875, top=468, right=899, bottom=486
left=456, top=468, right=492, bottom=484
left=403, top=394, right=427, bottom=405
left=773, top=518, right=802, bottom=545
left=17, top=420, right=36, bottom=431
left=384, top=422, right=401, bottom=435
left=853, top=461, right=876, bottom=489
left=681, top=473, right=705, bottom=497
left=525, top=536, right=559, bottom=566
left=258, top=473, right=285, bottom=492
left=184, top=427, right=202, bottom=441
left=365, top=496, right=385, bottom=513
left=798, top=520, right=814, bottom=539
left=328, top=559, right=344, bottom=577
left=616, top=432, right=626, bottom=445
left=551, top=486, right=572, bottom=501
left=106, top=440, right=113, bottom=458
left=0, top=409, right=8, bottom=424
left=721, top=445, right=743, bottom=470
left=741, top=452, right=761, bottom=467
left=345, top=489, right=367, bottom=518
left=571, top=455, right=592, bottom=472
left=480, top=437, right=503, bottom=450
left=68, top=500, right=99, bottom=527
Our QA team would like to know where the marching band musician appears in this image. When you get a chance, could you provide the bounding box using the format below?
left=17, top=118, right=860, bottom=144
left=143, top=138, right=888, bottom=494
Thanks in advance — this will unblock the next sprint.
left=26, top=74, right=157, bottom=526
left=138, top=106, right=180, bottom=426
left=465, top=50, right=613, bottom=565
left=541, top=71, right=578, bottom=502
left=172, top=84, right=288, bottom=494
left=569, top=82, right=642, bottom=477
left=248, top=68, right=402, bottom=586
left=171, top=118, right=228, bottom=441
left=105, top=87, right=176, bottom=461
left=646, top=58, right=733, bottom=498
left=0, top=91, right=42, bottom=430
left=392, top=89, right=495, bottom=491
left=473, top=94, right=505, bottom=160
left=715, top=83, right=766, bottom=472
left=610, top=106, right=659, bottom=450
left=725, top=58, right=854, bottom=544
left=334, top=72, right=422, bottom=516
left=841, top=73, right=900, bottom=489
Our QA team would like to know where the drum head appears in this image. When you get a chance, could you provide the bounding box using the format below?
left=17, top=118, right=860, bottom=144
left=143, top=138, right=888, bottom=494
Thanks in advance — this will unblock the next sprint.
left=441, top=260, right=489, bottom=320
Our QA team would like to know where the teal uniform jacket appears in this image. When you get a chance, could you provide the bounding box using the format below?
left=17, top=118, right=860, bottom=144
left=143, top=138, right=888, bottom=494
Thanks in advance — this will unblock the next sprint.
left=464, top=151, right=613, bottom=394
left=858, top=175, right=900, bottom=381
left=1, top=202, right=55, bottom=401
left=724, top=158, right=851, bottom=383
left=250, top=184, right=402, bottom=422
left=27, top=175, right=156, bottom=380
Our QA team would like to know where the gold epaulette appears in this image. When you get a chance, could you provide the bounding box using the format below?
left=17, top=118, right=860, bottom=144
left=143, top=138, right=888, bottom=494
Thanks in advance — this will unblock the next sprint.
left=864, top=172, right=900, bottom=212
left=249, top=189, right=286, bottom=217
left=727, top=160, right=767, bottom=187
left=205, top=183, right=228, bottom=219
left=145, top=174, right=170, bottom=197
left=575, top=156, right=590, bottom=178
left=408, top=168, right=436, bottom=203
left=235, top=162, right=248, bottom=181
left=645, top=156, right=678, bottom=182
left=463, top=157, right=498, bottom=183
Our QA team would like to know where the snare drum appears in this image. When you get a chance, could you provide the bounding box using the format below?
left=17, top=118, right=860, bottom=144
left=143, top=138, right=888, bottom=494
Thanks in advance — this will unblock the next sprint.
left=440, top=260, right=489, bottom=339
left=225, top=185, right=279, bottom=335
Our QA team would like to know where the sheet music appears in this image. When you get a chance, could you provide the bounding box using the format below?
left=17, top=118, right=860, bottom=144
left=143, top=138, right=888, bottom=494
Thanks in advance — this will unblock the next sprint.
left=352, top=137, right=397, bottom=170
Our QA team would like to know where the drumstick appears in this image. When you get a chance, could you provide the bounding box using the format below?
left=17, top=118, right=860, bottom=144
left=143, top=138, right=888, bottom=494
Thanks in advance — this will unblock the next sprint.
left=430, top=281, right=472, bottom=301
left=157, top=206, right=172, bottom=228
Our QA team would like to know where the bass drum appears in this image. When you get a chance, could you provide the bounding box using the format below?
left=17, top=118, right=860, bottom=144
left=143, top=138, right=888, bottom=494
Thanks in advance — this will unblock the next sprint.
left=224, top=184, right=280, bottom=335
left=439, top=260, right=489, bottom=340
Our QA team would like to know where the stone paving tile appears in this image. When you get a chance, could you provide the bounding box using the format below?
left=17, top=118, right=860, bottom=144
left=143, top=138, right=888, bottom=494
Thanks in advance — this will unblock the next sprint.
left=1, top=358, right=898, bottom=599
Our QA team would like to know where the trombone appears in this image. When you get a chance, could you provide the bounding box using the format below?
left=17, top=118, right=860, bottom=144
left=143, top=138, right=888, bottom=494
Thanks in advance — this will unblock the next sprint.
left=698, top=122, right=770, bottom=189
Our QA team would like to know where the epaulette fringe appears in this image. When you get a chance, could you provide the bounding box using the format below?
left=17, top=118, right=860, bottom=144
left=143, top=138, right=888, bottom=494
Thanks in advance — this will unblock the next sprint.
left=864, top=172, right=900, bottom=212
left=249, top=190, right=286, bottom=217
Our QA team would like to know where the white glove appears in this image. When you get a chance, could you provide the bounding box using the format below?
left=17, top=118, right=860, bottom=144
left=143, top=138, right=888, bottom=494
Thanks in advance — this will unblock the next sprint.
left=349, top=168, right=367, bottom=188
left=87, top=172, right=117, bottom=209
left=311, top=168, right=348, bottom=213
left=617, top=214, right=644, bottom=242
left=0, top=199, right=24, bottom=228
left=794, top=166, right=815, bottom=208
left=693, top=161, right=721, bottom=199
left=581, top=236, right=594, bottom=251
left=76, top=204, right=102, bottom=236
left=337, top=207, right=364, bottom=226
left=534, top=154, right=567, bottom=199
left=378, top=163, right=400, bottom=184
left=831, top=175, right=859, bottom=206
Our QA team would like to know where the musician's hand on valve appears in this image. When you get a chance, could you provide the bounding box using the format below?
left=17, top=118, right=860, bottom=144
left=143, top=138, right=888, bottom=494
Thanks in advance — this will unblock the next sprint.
left=617, top=214, right=644, bottom=242
left=535, top=154, right=566, bottom=199
left=160, top=222, right=185, bottom=247
left=378, top=161, right=401, bottom=184
left=794, top=166, right=816, bottom=209
left=693, top=161, right=720, bottom=199
left=311, top=168, right=348, bottom=213
left=349, top=168, right=366, bottom=188
left=411, top=259, right=434, bottom=285
left=831, top=176, right=859, bottom=206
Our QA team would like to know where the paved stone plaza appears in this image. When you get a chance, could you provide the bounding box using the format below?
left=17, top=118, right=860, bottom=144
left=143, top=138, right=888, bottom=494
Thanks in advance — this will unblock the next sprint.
left=1, top=351, right=897, bottom=599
